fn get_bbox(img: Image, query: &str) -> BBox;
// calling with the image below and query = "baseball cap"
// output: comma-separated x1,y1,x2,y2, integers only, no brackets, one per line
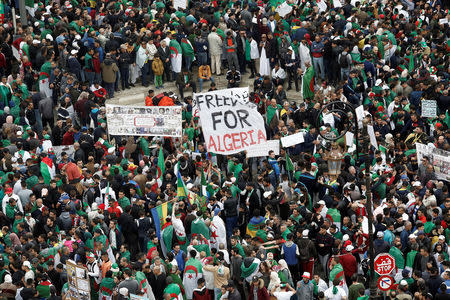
23,261,32,269
302,272,311,279
5,188,12,194
377,231,384,238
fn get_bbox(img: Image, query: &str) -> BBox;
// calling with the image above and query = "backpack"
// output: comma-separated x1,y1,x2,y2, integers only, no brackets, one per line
339,53,349,68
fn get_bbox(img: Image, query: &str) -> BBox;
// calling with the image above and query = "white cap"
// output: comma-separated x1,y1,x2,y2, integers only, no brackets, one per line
17,131,23,136
32,39,40,44
23,261,32,269
4,274,12,283
107,147,115,154
377,231,384,238
41,188,48,196
439,235,445,240
400,280,408,286
75,34,81,40
263,191,272,198
71,49,78,55
186,183,193,190
409,234,417,239
412,181,422,187
302,229,309,237
346,245,354,252
318,200,325,205
119,288,128,296
375,79,382,86
46,34,53,41
343,234,350,241
302,272,311,279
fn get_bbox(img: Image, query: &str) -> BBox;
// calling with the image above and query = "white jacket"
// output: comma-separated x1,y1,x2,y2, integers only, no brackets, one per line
208,32,223,56
136,46,149,69
249,39,259,59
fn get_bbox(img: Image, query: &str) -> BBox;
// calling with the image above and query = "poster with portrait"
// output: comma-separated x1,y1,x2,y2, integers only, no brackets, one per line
106,104,183,137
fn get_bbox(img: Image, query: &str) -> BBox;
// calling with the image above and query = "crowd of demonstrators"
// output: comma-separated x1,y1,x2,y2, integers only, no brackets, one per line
0,0,450,299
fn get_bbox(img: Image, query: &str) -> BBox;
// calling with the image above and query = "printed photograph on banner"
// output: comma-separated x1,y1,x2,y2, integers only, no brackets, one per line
105,104,183,137
193,87,267,155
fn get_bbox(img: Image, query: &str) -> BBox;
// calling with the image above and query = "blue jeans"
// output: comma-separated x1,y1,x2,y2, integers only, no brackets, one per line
85,70,95,86
141,62,149,86
313,56,325,80
225,216,238,238
185,56,193,71
198,76,214,92
197,52,207,66
104,82,114,98
341,68,350,81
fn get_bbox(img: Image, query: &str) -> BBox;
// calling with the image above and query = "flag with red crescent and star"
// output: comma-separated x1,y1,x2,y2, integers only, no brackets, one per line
182,257,203,299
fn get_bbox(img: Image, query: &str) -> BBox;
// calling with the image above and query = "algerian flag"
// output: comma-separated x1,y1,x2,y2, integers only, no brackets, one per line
285,152,294,172
241,258,261,282
329,262,348,294
163,283,183,300
156,147,165,186
160,223,173,259
183,258,203,299
210,215,227,250
200,169,208,198
40,157,55,184
135,271,156,300
326,208,341,229
302,66,315,100
191,218,210,241
98,137,114,152
0,0,4,23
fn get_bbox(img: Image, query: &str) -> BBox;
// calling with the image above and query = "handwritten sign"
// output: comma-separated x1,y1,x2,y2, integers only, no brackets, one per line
173,0,186,9
421,100,437,118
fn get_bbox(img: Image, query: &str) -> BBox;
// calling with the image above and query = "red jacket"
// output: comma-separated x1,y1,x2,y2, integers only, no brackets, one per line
193,287,210,300
339,252,357,279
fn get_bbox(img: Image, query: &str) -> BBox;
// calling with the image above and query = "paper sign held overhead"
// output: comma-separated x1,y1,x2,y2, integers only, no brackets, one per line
246,140,280,158
281,132,305,148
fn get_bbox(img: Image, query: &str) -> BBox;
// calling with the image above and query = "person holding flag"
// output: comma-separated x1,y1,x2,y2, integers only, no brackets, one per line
183,249,204,300
172,202,187,251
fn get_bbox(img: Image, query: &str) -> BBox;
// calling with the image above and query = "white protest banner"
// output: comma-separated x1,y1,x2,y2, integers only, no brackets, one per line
421,100,437,118
194,87,267,155
367,125,378,150
173,0,186,9
345,132,354,147
355,105,365,121
416,143,450,181
281,132,305,148
246,140,280,158
105,104,182,137
275,2,292,17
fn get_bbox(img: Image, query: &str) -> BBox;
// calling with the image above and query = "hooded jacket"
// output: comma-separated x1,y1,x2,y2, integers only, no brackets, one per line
101,58,119,83
248,279,270,300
